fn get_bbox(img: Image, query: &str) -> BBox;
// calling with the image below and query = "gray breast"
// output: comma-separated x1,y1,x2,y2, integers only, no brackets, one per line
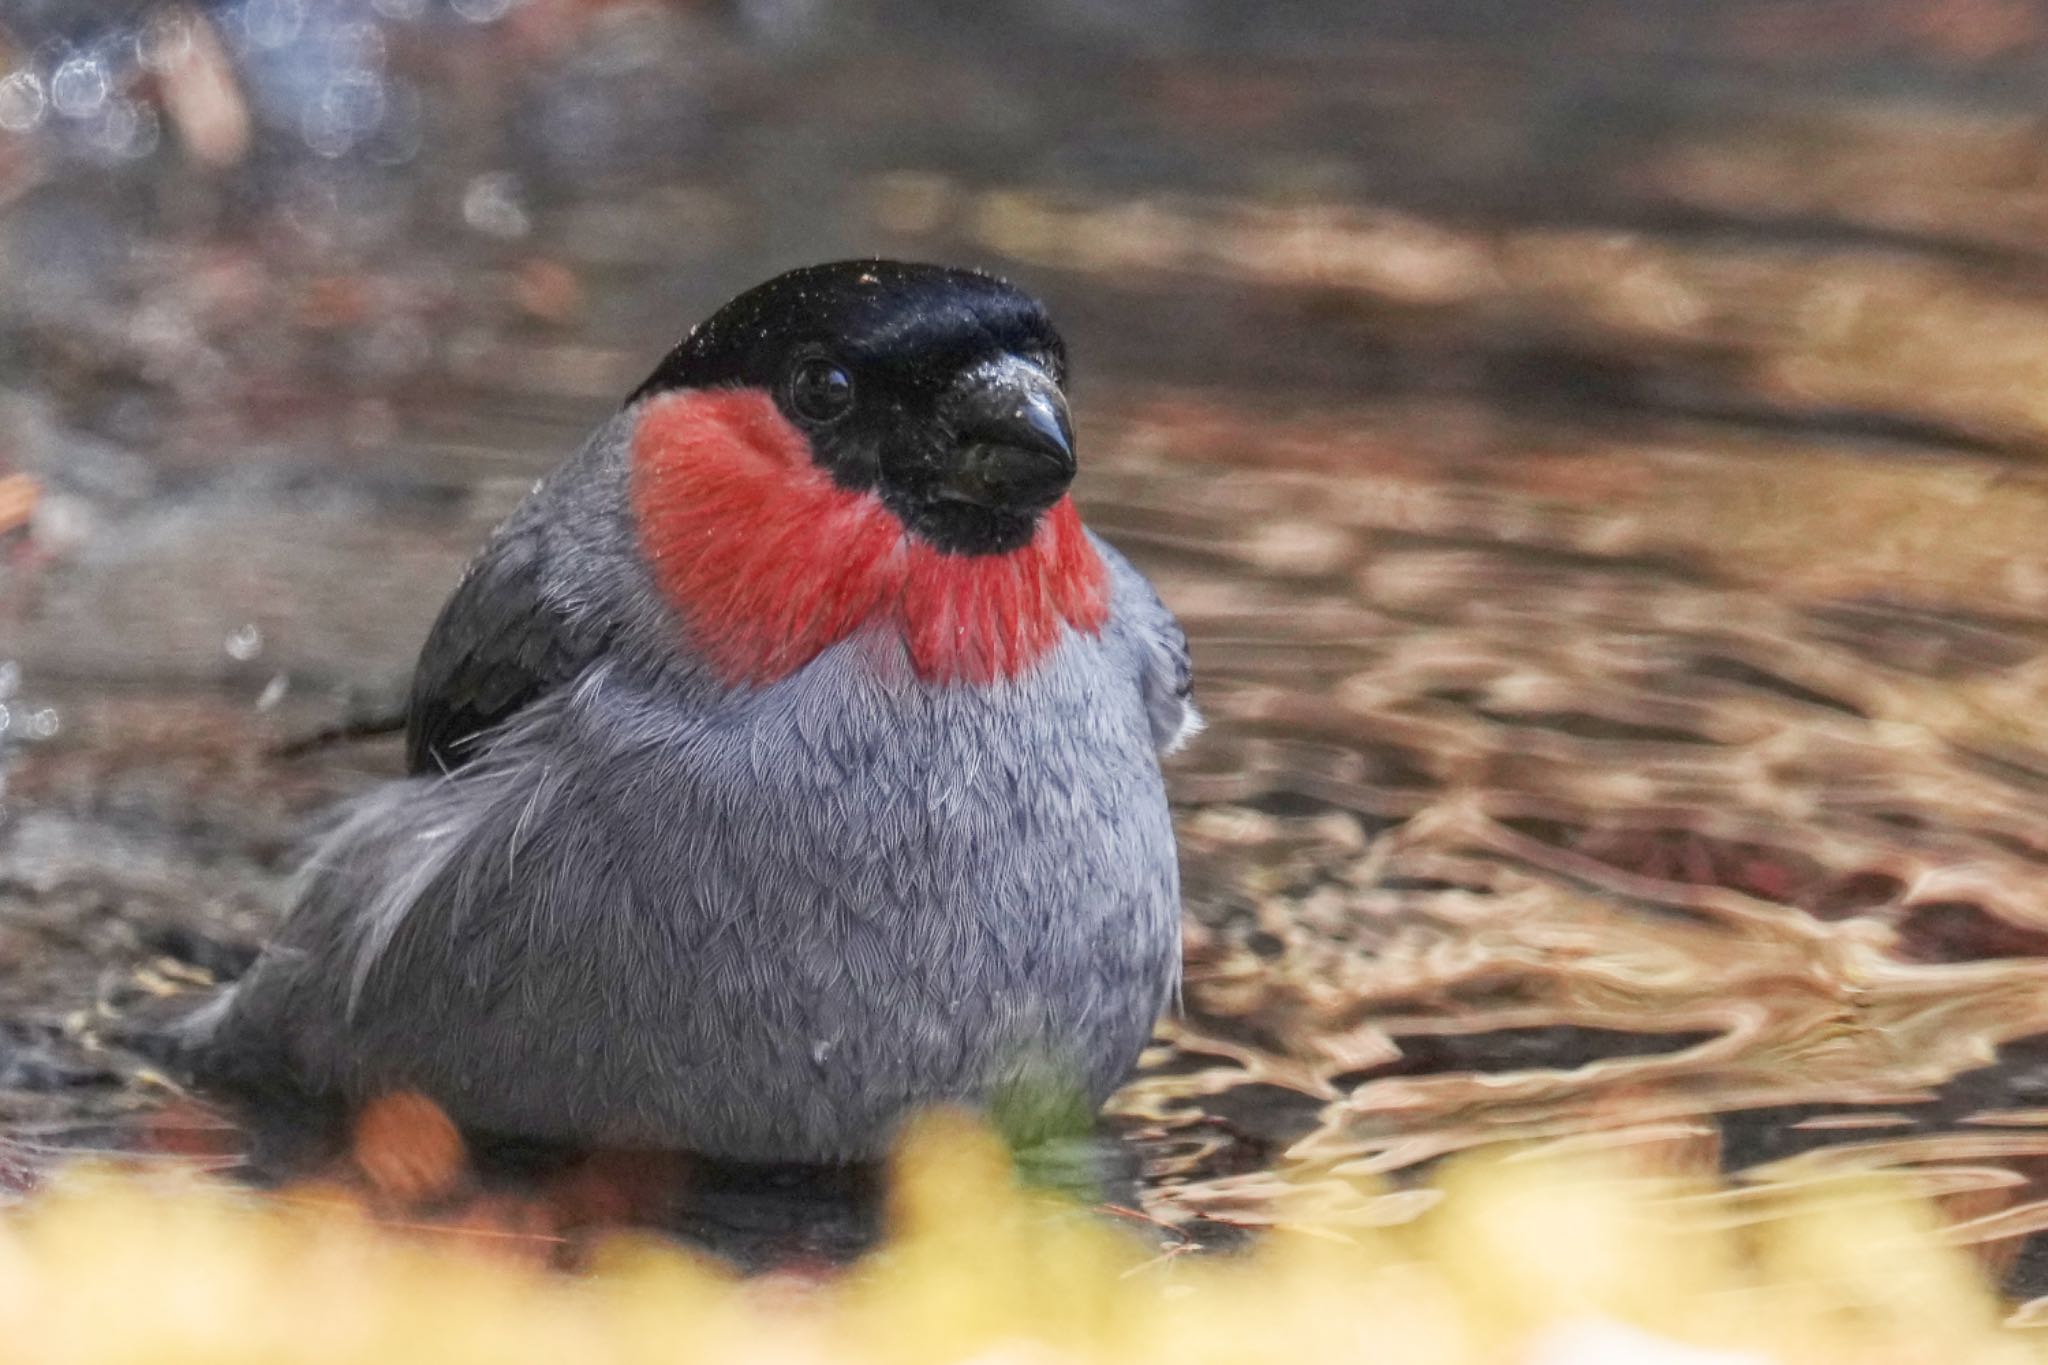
315,624,1179,1161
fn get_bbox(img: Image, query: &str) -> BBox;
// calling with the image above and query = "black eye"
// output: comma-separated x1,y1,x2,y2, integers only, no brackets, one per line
788,357,855,424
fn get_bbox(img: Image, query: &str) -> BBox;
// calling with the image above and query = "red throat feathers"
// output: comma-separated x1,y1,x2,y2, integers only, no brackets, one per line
629,389,1109,687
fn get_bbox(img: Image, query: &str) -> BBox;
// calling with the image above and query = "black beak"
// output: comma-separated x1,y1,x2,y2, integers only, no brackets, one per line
937,356,1077,514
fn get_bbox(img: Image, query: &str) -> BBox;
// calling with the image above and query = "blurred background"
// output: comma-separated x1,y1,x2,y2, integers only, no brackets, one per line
10,0,2048,1305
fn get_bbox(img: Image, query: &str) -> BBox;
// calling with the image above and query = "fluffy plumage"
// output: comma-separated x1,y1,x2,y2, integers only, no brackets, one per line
188,261,1197,1162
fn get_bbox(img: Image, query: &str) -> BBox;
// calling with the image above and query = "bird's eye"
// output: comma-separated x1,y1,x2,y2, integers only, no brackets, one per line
788,357,855,424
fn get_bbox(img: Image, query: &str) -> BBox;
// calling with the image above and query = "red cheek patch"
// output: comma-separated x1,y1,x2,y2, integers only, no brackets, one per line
629,389,1108,687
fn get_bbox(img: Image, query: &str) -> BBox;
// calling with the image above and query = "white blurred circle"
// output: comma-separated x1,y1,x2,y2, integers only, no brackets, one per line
0,72,47,133
49,56,109,119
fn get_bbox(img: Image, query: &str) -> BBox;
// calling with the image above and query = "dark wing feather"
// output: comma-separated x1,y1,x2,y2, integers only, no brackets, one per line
405,519,608,775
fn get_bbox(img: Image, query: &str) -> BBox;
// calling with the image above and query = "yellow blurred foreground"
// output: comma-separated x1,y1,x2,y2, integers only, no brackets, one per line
0,1112,2039,1365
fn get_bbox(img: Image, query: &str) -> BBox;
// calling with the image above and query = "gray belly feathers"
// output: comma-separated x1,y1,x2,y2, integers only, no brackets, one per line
209,626,1182,1161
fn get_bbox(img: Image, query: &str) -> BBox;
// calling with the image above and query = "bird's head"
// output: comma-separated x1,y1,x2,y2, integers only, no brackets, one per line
625,261,1108,686
632,259,1077,557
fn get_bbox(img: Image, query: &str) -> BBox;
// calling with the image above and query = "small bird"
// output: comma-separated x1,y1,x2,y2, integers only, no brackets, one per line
188,260,1198,1164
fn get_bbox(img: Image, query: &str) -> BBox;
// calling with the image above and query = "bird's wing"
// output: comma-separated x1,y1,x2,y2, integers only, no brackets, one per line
1149,611,1201,753
1091,532,1201,754
406,514,611,775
